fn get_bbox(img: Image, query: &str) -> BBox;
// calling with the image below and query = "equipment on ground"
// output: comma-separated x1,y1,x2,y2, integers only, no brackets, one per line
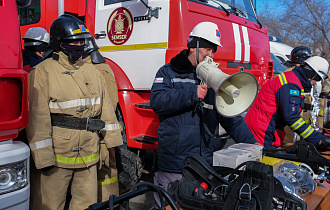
263,141,330,183
176,154,306,210
196,56,258,117
86,182,179,210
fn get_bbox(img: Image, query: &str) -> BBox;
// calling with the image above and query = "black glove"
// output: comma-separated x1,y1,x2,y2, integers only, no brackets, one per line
41,165,54,172
320,136,330,148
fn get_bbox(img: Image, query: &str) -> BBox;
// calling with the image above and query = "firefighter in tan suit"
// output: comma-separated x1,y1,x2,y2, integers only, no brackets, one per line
282,46,314,145
319,73,330,132
26,15,122,210
83,36,121,202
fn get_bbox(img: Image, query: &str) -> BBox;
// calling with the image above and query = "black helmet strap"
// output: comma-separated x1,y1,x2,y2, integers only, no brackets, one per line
302,64,321,81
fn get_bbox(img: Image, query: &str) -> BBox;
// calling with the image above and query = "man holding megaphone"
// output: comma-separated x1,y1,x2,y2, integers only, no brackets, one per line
150,22,258,205
245,56,330,149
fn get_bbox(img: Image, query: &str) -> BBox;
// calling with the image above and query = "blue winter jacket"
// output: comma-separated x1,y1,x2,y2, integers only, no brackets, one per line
150,50,257,173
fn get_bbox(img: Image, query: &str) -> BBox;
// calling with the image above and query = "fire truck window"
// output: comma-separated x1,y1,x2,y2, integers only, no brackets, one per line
189,0,258,24
104,0,131,5
18,0,41,26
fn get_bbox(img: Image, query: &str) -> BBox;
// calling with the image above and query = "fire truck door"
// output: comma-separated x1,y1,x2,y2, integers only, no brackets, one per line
94,0,170,90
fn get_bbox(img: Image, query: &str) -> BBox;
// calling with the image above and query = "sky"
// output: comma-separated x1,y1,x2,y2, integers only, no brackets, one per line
255,0,330,13
255,0,284,13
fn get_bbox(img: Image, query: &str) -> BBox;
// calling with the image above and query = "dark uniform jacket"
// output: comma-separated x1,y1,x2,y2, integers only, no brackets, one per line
23,49,43,71
151,50,257,173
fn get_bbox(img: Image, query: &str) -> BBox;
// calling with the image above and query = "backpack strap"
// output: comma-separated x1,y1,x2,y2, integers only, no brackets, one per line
224,161,274,210
223,170,256,210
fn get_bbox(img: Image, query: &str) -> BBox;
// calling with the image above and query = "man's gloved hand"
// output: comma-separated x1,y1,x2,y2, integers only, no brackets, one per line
41,165,54,172
319,136,330,148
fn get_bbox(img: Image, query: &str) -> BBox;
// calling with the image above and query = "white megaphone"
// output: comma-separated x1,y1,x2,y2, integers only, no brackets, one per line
196,56,258,117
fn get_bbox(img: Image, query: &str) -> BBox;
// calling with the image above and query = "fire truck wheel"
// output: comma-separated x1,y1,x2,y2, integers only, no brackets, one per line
116,145,143,194
115,107,143,194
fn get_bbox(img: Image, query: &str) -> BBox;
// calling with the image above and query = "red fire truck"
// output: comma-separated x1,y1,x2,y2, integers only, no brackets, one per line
18,0,273,193
0,0,31,209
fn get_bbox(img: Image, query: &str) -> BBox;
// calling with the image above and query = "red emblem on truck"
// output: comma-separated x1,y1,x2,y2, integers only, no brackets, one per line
107,7,133,45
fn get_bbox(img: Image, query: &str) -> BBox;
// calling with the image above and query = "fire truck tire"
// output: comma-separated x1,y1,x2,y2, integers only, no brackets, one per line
116,145,143,194
115,107,143,194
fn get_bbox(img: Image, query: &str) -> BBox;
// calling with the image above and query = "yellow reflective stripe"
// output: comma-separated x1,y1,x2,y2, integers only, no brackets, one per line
99,42,168,51
301,89,304,96
282,73,288,84
55,152,99,165
278,73,288,86
290,118,305,131
278,74,284,85
98,176,118,186
304,118,313,124
300,125,314,139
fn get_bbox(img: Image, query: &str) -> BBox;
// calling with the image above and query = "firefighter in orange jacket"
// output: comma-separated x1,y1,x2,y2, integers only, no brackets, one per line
83,36,122,202
245,56,330,148
26,15,122,210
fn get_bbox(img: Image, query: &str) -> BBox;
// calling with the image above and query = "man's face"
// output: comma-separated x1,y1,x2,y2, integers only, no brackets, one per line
188,47,216,67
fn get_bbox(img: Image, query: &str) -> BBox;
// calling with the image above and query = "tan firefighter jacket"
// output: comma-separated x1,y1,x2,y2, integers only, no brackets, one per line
26,52,122,169
83,56,118,110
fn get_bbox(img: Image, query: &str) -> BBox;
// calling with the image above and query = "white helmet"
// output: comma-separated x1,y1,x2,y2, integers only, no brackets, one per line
189,22,222,47
23,27,50,47
305,56,329,80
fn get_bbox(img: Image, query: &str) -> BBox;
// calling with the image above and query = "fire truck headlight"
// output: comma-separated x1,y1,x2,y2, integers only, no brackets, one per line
0,160,28,194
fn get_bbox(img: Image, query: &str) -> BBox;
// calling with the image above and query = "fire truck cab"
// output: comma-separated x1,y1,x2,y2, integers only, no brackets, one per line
18,0,273,193
0,0,31,209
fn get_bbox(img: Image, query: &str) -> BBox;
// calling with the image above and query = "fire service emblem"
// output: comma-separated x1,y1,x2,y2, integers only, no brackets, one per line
107,7,133,45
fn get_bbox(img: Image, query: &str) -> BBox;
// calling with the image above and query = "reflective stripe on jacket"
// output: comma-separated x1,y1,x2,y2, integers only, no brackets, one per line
26,52,122,169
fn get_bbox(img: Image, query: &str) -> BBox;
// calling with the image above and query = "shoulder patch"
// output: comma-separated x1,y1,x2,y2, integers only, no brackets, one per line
154,77,163,83
290,89,300,96
52,53,59,61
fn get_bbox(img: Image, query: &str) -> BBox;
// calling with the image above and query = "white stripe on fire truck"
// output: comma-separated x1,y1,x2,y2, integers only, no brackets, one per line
242,26,250,63
232,23,241,63
30,138,53,151
49,98,102,109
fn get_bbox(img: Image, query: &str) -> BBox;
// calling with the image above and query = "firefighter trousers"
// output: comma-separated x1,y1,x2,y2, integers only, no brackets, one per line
97,143,119,202
30,163,97,210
